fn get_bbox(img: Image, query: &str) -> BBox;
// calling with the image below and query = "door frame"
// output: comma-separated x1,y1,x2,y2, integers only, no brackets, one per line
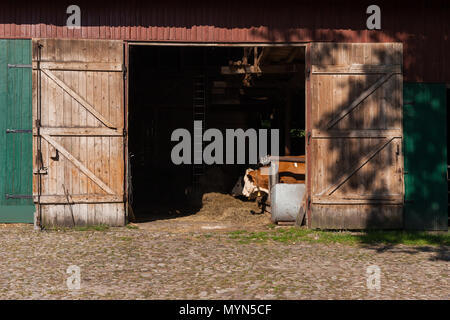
124,41,310,223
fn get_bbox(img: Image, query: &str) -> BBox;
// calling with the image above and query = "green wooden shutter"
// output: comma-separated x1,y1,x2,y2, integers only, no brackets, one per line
403,83,448,230
0,39,34,223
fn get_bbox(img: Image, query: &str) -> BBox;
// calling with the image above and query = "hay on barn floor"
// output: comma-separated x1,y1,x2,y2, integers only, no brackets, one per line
184,192,271,225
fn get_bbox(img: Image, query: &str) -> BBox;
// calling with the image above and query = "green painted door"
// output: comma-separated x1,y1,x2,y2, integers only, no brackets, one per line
403,83,448,230
0,39,34,223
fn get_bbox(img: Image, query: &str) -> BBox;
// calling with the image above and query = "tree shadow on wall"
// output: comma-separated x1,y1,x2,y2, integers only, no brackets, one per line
307,43,403,229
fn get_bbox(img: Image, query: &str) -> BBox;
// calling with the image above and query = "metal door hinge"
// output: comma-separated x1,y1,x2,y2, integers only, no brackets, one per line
5,194,33,199
307,131,312,145
8,64,32,69
6,129,32,133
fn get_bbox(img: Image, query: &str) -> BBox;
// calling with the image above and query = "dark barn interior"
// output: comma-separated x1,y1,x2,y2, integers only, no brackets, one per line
128,45,306,220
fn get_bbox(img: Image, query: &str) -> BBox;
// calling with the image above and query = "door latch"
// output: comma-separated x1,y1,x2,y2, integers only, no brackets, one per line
33,167,48,175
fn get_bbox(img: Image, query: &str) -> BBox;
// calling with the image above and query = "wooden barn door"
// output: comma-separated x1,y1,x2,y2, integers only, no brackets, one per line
309,43,403,229
32,39,125,227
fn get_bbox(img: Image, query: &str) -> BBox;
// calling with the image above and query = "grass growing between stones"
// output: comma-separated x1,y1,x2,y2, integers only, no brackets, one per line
228,227,450,246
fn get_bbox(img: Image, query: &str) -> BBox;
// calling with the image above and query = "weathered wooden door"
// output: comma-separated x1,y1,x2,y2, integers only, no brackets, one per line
309,43,403,229
32,39,125,227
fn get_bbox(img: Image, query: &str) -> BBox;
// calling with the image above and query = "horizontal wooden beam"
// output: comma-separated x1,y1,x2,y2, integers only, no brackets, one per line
313,193,403,204
312,64,401,74
35,194,123,204
128,42,307,47
221,64,302,74
312,198,403,204
37,127,123,136
33,61,123,72
264,156,305,163
312,129,402,138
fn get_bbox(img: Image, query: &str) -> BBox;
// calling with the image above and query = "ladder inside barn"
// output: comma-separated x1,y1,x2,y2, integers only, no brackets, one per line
192,75,206,190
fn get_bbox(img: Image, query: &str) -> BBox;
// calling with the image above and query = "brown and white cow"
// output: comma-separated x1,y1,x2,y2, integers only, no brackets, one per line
232,155,306,213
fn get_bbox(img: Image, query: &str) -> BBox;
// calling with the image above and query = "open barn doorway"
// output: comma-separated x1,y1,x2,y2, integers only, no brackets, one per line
127,44,306,223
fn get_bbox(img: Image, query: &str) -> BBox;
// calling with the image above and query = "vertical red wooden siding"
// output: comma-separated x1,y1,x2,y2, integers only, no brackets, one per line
0,0,448,82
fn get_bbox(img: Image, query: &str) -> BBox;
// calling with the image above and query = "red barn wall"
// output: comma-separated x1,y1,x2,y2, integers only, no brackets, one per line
0,0,448,82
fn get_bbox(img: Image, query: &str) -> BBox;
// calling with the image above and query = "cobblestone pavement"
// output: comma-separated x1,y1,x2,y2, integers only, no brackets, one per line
0,224,448,299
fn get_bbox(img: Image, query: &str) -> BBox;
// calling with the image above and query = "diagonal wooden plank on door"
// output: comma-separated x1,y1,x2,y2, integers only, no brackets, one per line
41,68,116,128
326,72,395,129
41,133,115,195
317,137,395,197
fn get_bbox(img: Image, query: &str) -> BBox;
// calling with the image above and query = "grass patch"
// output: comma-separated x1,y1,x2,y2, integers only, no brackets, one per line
228,227,449,246
357,230,450,246
126,224,139,230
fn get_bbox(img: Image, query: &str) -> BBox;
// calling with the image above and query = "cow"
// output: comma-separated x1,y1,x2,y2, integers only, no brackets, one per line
232,155,306,214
